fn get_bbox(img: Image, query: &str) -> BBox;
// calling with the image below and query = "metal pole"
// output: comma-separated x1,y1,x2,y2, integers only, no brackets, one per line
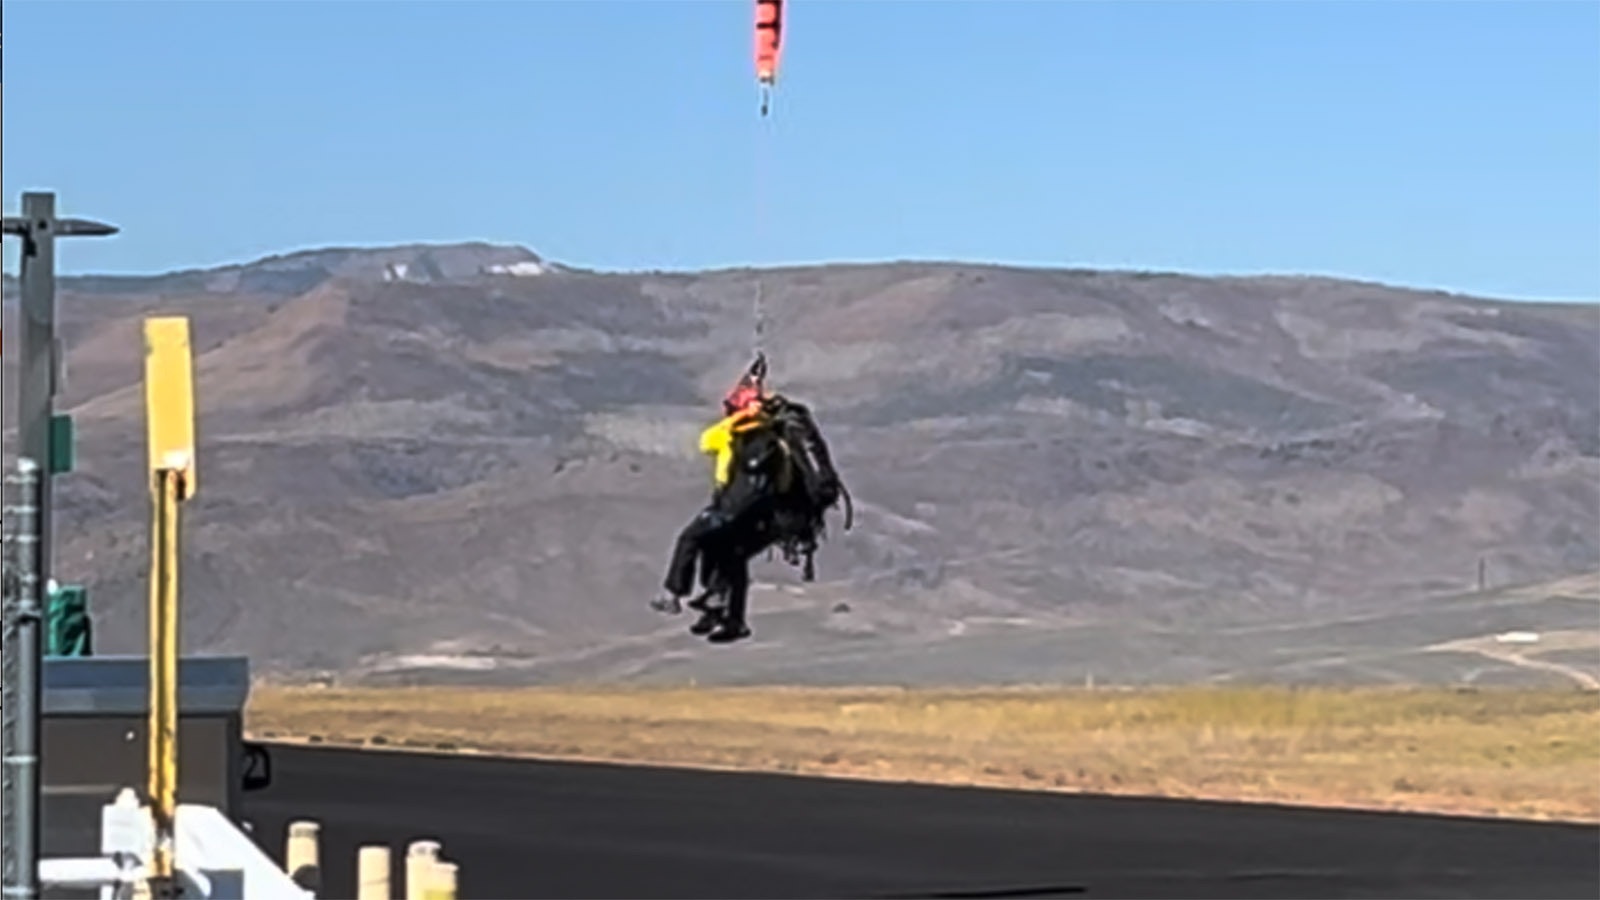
147,468,183,899
15,193,58,595
141,315,195,900
3,191,120,597
1,193,118,900
2,459,45,900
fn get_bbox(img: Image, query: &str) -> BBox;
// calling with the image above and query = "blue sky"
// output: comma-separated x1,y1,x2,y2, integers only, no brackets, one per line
4,0,1597,301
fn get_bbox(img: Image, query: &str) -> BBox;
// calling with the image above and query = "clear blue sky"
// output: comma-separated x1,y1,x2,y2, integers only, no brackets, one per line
4,0,1597,301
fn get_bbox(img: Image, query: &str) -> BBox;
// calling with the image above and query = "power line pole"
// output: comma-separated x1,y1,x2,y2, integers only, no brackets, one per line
3,191,120,594
2,192,118,900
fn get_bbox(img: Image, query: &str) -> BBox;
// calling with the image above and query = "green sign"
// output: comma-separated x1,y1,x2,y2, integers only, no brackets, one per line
49,413,75,475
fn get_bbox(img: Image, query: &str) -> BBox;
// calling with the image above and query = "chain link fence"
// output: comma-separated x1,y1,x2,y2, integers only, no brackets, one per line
2,459,43,900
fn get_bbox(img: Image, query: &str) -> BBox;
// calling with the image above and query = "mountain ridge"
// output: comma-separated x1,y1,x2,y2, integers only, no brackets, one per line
2,243,1596,687
6,240,1596,307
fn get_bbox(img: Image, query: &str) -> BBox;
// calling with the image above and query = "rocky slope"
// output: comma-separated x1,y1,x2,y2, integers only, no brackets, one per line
4,244,1596,685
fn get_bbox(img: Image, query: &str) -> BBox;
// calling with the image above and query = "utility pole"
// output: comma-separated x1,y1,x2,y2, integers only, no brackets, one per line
2,191,120,592
2,192,118,900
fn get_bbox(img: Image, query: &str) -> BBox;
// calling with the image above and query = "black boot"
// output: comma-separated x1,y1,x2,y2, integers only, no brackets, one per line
689,609,723,635
707,620,752,643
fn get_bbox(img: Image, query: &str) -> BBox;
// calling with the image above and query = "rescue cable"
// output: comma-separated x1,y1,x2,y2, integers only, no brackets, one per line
750,0,784,366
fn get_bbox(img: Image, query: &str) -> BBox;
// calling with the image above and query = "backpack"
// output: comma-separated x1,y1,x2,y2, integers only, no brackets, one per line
730,394,854,581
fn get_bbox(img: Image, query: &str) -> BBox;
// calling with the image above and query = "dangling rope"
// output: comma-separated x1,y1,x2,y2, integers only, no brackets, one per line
753,279,766,362
751,96,774,367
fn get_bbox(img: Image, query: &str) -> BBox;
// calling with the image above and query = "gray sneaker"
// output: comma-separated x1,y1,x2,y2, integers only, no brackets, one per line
649,590,683,615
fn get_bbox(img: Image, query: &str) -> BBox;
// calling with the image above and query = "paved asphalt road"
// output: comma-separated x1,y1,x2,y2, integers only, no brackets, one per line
244,744,1598,899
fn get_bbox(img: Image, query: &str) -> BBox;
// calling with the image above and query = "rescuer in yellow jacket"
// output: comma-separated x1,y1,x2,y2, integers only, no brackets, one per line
650,354,850,644
649,370,775,643
699,381,768,491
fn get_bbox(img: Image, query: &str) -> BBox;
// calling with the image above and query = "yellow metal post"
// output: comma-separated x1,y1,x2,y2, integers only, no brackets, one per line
144,316,197,498
147,467,181,893
143,316,197,898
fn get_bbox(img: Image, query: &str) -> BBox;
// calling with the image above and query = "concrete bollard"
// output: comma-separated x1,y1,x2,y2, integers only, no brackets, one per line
286,820,322,895
357,845,392,900
405,840,441,900
423,861,458,900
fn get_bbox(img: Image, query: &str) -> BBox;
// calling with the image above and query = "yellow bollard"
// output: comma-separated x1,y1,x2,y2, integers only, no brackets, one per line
285,820,322,895
357,845,391,900
423,861,457,900
405,840,441,900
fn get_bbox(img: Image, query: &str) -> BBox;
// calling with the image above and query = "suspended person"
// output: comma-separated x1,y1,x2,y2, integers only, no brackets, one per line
650,362,775,618
687,405,852,642
664,422,810,644
650,356,850,639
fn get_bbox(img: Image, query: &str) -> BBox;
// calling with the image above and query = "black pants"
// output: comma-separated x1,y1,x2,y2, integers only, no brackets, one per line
662,472,776,598
698,540,753,624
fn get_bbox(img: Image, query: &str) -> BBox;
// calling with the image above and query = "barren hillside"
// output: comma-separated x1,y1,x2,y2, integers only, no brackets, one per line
4,244,1597,684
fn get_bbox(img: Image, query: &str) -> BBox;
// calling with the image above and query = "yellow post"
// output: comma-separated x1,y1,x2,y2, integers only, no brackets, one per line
146,466,181,891
144,316,198,498
143,316,197,898
357,845,392,900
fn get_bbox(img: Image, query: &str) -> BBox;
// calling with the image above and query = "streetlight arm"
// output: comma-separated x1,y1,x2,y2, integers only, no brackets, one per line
55,219,121,238
2,216,119,239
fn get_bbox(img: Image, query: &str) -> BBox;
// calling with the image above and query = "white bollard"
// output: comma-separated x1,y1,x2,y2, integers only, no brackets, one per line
424,861,458,900
357,845,392,900
286,820,322,896
404,840,441,900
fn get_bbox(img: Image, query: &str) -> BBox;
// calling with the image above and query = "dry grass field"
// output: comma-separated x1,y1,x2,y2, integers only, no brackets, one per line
247,684,1600,823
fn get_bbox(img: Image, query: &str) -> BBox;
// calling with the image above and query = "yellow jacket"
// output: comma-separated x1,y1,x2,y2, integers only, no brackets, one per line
699,407,767,487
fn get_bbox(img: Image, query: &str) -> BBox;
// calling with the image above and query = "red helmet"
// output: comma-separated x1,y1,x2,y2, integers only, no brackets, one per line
721,353,768,414
723,382,762,414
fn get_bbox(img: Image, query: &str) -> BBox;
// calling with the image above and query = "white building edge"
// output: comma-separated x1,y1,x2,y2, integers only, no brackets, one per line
42,789,311,900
